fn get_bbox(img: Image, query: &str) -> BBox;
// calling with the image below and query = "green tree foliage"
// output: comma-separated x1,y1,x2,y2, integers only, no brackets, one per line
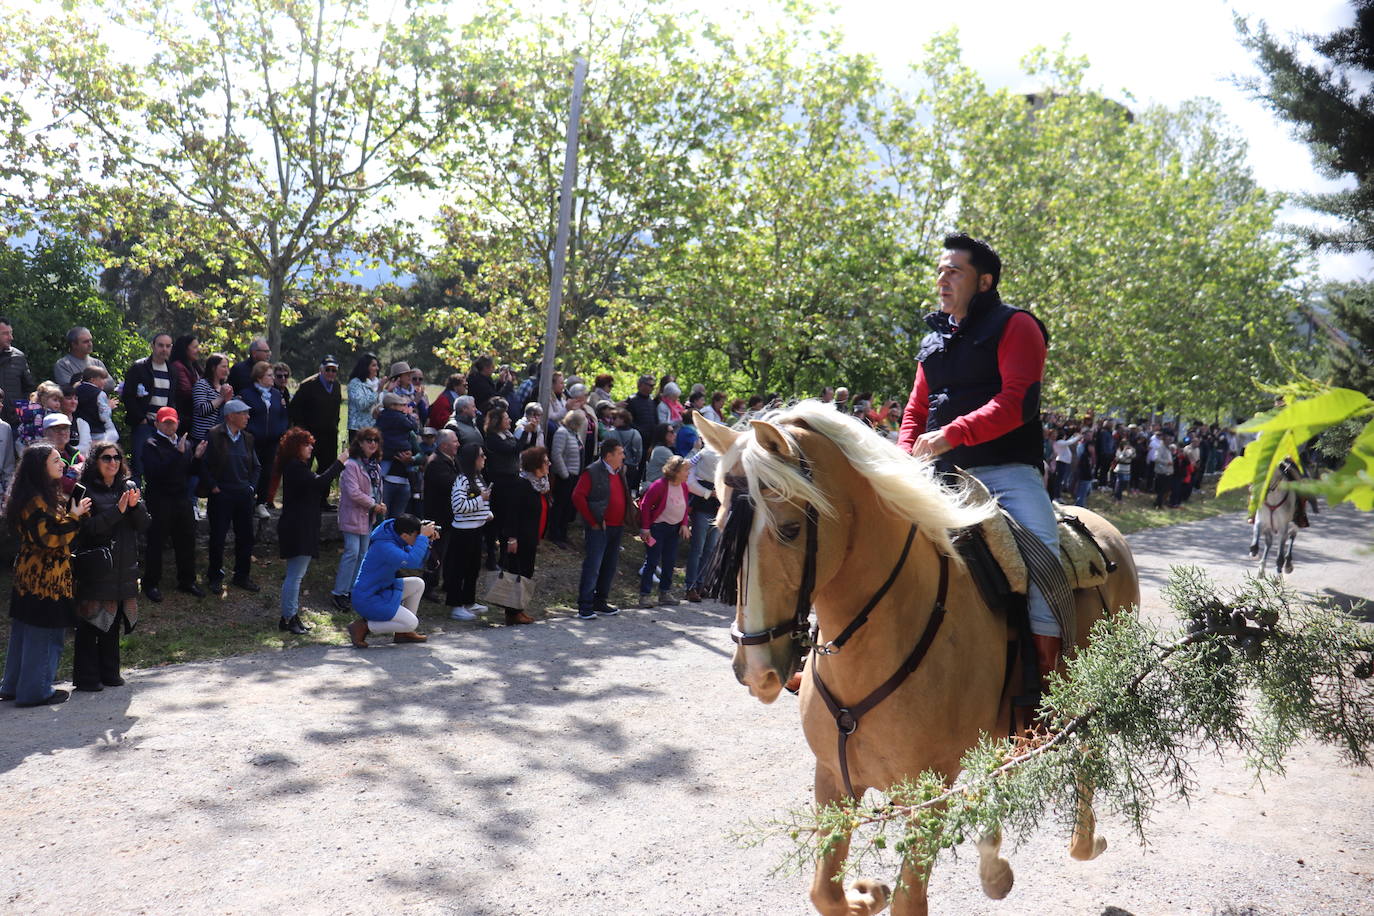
1238,1,1374,254
0,0,460,356
1325,281,1374,395
0,239,145,386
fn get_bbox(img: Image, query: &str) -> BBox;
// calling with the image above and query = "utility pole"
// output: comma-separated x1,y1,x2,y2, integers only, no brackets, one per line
538,56,588,424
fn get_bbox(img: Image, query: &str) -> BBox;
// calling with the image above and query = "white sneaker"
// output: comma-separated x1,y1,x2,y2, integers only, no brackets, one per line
468,603,488,614
193,503,205,521
449,606,477,620
255,504,270,520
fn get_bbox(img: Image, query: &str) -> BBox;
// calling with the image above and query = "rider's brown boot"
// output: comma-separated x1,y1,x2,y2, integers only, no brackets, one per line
1032,634,1064,691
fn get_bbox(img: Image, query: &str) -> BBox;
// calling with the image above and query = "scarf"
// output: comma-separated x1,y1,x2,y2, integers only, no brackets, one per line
362,456,382,497
520,470,550,494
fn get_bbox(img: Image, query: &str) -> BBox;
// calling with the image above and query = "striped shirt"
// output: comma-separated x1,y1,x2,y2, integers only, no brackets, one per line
450,473,493,529
146,360,172,422
191,378,222,441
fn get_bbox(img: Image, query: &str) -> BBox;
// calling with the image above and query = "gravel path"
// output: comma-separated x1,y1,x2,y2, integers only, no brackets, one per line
3,506,1372,915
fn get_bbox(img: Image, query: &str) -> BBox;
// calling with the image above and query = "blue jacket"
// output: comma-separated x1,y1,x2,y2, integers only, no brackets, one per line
241,383,289,443
351,518,431,621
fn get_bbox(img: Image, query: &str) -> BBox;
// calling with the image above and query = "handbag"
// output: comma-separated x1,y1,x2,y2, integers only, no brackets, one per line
71,542,114,581
482,567,535,610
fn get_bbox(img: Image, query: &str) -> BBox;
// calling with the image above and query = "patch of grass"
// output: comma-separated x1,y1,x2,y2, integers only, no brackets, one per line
1079,477,1249,535
0,523,661,676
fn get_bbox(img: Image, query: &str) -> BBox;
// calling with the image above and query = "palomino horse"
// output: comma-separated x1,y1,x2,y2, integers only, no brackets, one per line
1249,460,1299,577
698,402,1139,916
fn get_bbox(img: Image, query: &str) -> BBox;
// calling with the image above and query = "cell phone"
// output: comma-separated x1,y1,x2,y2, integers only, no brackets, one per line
125,479,139,492
71,483,88,504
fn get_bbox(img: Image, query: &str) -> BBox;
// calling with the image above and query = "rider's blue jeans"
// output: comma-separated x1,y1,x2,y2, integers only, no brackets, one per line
966,462,1061,638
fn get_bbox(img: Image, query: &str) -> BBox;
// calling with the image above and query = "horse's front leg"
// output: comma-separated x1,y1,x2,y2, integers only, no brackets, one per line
808,764,891,916
1283,528,1296,574
1249,518,1260,557
974,825,1014,899
889,848,931,916
1069,778,1108,861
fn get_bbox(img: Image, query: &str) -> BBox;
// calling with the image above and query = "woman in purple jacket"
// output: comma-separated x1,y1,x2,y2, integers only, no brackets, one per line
330,427,386,610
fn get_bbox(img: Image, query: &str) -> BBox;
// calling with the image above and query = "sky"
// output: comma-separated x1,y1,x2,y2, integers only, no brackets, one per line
718,0,1368,283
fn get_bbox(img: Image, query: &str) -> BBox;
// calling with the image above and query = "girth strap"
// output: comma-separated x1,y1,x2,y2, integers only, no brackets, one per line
810,550,950,800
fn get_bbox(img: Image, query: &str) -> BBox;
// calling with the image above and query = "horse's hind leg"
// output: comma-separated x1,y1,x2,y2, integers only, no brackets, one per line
1283,529,1296,575
1069,779,1108,861
890,852,931,916
808,765,890,916
975,826,1014,899
1249,519,1260,557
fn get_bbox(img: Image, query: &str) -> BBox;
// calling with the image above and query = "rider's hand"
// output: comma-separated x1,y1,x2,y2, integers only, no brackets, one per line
910,430,951,461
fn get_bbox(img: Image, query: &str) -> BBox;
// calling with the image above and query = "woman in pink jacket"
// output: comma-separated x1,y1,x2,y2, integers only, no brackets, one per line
636,455,691,607
331,427,386,610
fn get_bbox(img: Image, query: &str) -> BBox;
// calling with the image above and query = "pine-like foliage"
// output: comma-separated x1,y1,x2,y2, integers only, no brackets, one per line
1237,2,1374,254
746,567,1374,883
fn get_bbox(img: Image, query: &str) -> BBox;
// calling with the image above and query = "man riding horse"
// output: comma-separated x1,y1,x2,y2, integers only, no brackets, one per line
898,233,1063,686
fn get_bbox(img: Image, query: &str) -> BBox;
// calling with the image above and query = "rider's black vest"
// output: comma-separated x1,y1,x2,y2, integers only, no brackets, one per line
917,292,1049,472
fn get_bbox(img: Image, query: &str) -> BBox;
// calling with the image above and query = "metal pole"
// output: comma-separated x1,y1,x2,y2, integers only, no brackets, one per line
539,56,587,425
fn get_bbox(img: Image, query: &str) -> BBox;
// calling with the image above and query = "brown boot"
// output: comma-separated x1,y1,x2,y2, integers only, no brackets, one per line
393,631,428,643
505,609,535,625
1032,634,1064,689
347,618,369,649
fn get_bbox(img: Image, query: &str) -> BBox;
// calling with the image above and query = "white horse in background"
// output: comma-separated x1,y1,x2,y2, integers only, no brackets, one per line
1249,459,1301,577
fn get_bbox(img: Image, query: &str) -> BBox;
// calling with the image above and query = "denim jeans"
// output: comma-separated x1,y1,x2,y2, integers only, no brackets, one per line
1074,478,1093,507
683,507,721,592
333,531,370,596
382,478,411,521
578,523,623,612
1113,473,1130,501
280,555,313,619
1,619,66,705
967,463,1061,637
640,521,683,595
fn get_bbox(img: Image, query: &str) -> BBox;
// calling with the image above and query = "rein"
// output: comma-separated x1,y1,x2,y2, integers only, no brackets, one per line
712,436,947,800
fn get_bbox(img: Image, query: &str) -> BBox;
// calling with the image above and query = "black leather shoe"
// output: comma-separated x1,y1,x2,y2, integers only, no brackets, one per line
232,578,261,593
330,593,352,612
144,586,163,603
207,579,224,594
279,615,308,635
102,676,125,687
178,583,207,598
74,682,103,692
17,689,69,707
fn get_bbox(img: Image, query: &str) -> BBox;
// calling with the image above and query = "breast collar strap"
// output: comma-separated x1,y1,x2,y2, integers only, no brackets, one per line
811,549,950,800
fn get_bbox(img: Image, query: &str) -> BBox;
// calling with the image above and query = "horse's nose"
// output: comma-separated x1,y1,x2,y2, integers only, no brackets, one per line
733,645,784,704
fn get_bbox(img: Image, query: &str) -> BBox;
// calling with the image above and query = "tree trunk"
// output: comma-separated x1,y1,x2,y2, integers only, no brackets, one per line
756,349,772,399
267,266,285,360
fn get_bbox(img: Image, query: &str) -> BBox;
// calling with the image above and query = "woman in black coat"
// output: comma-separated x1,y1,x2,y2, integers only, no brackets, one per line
482,406,520,571
73,442,151,692
491,446,551,626
276,426,344,634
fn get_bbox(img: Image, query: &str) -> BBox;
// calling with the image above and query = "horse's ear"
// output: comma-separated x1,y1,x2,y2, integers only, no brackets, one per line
749,419,799,459
697,414,741,455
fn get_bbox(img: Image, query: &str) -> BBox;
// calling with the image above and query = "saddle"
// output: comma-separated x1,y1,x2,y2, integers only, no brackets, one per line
950,473,1118,732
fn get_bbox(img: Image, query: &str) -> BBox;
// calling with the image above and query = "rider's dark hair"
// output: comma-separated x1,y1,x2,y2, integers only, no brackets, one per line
943,233,1001,291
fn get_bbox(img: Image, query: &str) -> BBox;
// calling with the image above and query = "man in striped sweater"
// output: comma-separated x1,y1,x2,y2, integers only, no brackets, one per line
121,333,174,485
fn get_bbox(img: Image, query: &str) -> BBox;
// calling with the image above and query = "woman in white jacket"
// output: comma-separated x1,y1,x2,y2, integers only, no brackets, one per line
548,409,585,548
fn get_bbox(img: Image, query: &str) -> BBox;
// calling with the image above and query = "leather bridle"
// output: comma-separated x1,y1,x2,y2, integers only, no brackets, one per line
720,443,950,799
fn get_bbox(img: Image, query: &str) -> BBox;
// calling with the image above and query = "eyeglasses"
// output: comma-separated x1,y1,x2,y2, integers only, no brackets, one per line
323,367,338,372
97,454,121,463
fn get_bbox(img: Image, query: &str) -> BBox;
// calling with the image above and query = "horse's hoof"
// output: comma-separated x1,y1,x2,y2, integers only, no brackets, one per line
1071,835,1108,861
1248,547,1258,557
979,856,1014,899
845,878,891,914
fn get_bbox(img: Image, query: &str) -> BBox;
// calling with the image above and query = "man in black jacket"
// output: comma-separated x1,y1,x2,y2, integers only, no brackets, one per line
202,400,261,593
289,354,343,506
142,407,207,600
228,337,271,394
122,333,174,484
466,356,497,414
0,317,37,426
625,373,658,483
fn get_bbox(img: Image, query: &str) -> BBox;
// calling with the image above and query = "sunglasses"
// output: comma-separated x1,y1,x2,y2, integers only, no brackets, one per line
362,437,380,443
97,453,122,463
323,366,338,372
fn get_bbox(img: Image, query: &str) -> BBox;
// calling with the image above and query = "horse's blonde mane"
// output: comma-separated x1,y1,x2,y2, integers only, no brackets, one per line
719,400,996,557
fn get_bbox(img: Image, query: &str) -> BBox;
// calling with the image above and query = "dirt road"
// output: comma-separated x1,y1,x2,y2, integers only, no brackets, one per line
3,506,1372,915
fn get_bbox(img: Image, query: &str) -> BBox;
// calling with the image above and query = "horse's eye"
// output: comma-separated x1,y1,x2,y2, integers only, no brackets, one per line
777,522,802,543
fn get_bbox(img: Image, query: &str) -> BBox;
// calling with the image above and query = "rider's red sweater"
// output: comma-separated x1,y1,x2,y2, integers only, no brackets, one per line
897,311,1047,454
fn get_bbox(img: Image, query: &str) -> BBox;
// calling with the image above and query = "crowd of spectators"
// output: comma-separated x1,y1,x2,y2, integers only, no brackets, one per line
0,313,1243,708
